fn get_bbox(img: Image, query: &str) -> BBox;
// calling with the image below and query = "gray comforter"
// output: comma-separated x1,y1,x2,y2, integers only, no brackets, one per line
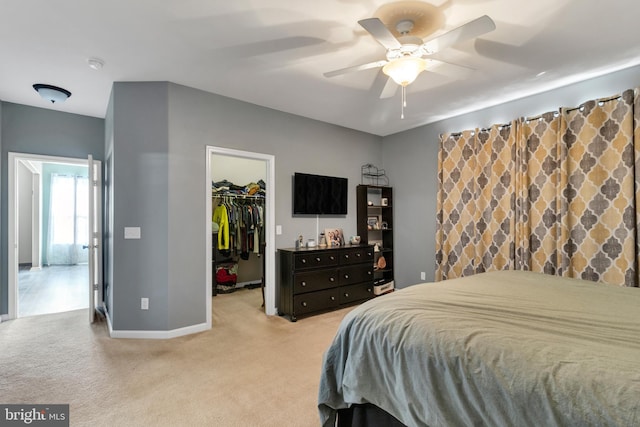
318,271,640,426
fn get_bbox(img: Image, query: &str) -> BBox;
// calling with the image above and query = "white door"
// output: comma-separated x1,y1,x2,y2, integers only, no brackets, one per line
88,156,103,323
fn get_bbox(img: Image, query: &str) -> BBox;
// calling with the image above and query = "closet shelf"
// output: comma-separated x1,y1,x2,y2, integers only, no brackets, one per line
212,192,264,199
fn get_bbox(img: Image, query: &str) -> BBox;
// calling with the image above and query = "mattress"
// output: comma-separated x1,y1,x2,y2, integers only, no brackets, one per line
318,271,640,426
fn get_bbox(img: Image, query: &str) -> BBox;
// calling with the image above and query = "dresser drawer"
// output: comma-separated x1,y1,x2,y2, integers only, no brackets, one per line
294,252,339,270
293,288,340,315
339,247,374,265
340,264,374,286
339,283,374,305
293,270,339,294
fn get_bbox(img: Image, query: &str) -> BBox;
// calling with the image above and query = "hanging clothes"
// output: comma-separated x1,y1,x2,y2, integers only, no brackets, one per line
212,181,265,260
213,203,230,251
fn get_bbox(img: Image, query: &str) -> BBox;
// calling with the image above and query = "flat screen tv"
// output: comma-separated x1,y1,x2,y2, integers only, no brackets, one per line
293,173,348,215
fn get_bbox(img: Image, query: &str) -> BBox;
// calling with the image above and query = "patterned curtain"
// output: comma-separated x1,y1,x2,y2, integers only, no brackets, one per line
435,123,516,281
475,124,517,274
435,130,477,280
435,88,640,287
515,112,561,274
555,90,637,285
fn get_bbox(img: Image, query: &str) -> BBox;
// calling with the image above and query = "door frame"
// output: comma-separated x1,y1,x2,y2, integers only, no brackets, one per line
206,146,276,319
88,155,103,323
18,160,42,270
7,152,98,320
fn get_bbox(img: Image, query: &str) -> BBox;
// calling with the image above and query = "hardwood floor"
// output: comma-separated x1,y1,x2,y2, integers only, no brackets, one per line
18,265,88,317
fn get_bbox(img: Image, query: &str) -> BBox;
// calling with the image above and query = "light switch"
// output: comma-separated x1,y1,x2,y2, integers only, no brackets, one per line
276,225,282,235
124,227,141,239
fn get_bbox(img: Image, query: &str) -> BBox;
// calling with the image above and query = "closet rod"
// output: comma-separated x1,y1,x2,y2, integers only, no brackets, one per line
211,193,264,199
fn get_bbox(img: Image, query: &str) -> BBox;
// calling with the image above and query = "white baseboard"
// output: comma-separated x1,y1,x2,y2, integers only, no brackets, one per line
0,314,9,323
103,305,210,339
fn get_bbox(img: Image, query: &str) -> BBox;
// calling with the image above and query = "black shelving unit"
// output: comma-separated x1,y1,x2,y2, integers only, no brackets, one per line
356,185,394,293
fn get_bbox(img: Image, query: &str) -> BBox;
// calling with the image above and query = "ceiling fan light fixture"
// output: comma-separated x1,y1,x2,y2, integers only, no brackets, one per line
382,56,426,86
32,84,71,103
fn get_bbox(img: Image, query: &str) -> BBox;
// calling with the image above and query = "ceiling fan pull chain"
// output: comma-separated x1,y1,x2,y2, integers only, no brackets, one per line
401,85,406,119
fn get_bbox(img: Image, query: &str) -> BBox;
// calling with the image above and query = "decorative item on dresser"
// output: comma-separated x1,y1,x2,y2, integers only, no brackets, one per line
278,245,375,322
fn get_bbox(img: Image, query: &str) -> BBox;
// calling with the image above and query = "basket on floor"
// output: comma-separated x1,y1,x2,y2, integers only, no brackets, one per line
216,262,238,293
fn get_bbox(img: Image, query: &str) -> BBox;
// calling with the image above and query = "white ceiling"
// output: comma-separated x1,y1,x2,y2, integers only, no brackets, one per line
2,0,640,136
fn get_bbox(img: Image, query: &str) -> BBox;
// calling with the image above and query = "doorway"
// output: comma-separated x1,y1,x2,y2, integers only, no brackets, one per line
206,147,276,322
8,153,102,321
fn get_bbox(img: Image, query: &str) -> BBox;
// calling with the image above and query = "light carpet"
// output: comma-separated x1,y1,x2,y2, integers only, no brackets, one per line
0,288,355,426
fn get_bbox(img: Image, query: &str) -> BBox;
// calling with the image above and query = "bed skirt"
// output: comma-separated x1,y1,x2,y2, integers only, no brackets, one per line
337,404,406,427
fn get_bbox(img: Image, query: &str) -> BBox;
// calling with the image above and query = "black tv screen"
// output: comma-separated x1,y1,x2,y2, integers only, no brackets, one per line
293,173,348,215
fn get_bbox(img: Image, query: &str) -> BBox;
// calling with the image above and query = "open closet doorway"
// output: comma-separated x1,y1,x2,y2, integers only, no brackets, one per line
206,147,276,319
8,153,103,322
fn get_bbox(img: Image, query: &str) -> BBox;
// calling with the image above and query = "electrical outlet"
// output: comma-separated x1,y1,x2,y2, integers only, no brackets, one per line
141,298,149,310
420,272,426,281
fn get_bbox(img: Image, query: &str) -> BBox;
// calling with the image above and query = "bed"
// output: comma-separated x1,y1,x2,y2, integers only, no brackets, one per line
318,271,640,427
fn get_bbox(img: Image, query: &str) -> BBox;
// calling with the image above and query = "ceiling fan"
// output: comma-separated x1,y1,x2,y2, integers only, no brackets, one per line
324,13,496,118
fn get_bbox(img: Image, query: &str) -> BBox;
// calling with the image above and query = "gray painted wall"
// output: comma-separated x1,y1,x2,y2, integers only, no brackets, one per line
167,83,382,248
105,82,381,331
109,82,171,330
382,64,640,288
0,102,104,314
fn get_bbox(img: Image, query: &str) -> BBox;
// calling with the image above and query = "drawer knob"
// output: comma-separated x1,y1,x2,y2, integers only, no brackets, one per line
344,254,349,259
316,257,321,262
330,256,335,260
302,301,307,307
344,274,349,279
367,252,372,256
301,281,306,287
301,259,306,264
330,277,335,282
367,288,372,292
330,296,336,301
356,253,361,257
344,293,350,298
368,271,372,275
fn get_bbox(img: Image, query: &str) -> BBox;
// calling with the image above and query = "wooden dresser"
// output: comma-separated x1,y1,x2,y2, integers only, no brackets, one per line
278,245,375,321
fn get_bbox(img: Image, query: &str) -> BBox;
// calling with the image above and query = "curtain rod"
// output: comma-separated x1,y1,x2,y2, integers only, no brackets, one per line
524,94,622,121
446,122,512,137
444,92,626,138
524,111,559,122
564,94,622,113
480,123,511,132
448,123,511,137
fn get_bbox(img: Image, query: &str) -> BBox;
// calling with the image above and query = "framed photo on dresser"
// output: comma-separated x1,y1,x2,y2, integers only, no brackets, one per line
324,228,344,247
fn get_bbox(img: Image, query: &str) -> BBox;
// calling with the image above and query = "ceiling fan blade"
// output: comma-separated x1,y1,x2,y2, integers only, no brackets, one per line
425,59,475,79
379,77,398,99
358,18,402,50
323,60,387,78
422,15,496,55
